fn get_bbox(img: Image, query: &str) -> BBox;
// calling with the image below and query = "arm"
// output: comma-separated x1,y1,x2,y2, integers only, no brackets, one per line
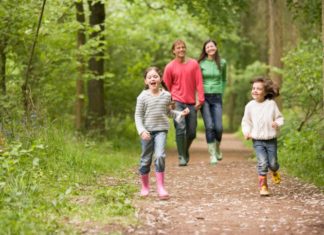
162,64,172,92
221,60,227,93
272,103,284,129
195,61,205,110
134,96,150,140
241,104,252,140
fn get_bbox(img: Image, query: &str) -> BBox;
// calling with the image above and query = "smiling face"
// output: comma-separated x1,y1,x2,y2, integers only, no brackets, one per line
251,82,266,102
205,41,217,58
145,69,161,93
172,42,186,60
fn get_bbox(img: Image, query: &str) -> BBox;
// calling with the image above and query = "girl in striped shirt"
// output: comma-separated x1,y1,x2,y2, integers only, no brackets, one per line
135,66,189,200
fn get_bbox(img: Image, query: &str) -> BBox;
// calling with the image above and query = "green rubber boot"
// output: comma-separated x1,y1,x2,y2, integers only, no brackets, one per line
208,142,218,165
216,141,222,161
176,135,187,166
185,138,194,164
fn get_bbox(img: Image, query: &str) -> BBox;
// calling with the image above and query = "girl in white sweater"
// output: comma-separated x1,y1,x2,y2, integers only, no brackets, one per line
242,77,284,196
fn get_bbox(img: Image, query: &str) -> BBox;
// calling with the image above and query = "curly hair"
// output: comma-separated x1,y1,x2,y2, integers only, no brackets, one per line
251,77,280,100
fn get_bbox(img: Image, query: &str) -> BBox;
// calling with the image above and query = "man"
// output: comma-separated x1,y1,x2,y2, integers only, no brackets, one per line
163,39,205,166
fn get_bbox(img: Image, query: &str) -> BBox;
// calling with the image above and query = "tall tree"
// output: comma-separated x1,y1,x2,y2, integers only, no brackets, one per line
87,0,105,131
268,0,283,87
322,0,324,108
0,38,6,95
22,0,46,119
75,0,86,131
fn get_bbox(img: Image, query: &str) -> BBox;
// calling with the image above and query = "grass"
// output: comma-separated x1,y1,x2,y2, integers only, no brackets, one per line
0,124,139,234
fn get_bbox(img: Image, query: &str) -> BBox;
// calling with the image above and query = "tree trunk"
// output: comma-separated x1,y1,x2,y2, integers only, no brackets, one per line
86,0,106,132
268,0,283,107
75,1,86,131
22,0,46,120
0,39,6,95
322,0,324,109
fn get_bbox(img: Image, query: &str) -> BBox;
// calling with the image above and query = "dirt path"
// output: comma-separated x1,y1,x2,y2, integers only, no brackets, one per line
129,133,324,235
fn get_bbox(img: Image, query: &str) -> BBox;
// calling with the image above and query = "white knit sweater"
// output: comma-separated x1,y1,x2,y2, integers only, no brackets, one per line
241,99,284,140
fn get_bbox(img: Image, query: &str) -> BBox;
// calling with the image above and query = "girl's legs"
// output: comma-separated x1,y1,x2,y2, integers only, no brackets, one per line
153,131,167,172
253,139,270,196
265,139,281,184
139,137,154,196
153,131,169,200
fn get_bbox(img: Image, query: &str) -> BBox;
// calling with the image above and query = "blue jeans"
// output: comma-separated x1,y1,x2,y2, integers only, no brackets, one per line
173,102,197,159
139,131,167,175
252,138,279,176
201,94,223,143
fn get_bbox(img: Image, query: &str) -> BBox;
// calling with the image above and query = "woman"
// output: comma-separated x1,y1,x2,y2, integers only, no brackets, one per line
198,39,227,165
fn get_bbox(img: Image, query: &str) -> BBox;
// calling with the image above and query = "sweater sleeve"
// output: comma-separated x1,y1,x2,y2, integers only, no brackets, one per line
163,64,172,91
134,95,147,135
241,104,252,136
273,102,284,127
221,60,227,93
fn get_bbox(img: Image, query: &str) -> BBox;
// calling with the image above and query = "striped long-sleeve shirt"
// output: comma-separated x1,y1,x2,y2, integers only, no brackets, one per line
135,89,180,135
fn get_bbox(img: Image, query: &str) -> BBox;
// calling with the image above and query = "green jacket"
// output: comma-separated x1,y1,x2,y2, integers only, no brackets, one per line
199,58,227,94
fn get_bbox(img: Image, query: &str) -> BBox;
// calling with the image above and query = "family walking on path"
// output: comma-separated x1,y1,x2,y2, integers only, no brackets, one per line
129,38,324,235
135,38,285,199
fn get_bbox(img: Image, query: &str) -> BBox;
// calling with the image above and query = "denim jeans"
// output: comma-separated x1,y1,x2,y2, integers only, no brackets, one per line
173,102,197,139
173,101,197,158
201,94,223,143
173,101,197,140
139,131,167,175
252,138,279,176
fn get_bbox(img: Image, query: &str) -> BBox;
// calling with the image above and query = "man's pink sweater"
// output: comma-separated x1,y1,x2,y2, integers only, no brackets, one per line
163,58,205,105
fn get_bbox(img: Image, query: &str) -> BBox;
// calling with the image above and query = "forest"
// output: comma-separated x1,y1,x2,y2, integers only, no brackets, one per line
0,0,323,233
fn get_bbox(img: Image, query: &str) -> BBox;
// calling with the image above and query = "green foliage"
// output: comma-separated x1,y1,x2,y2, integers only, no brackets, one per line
287,0,321,29
105,0,209,117
223,61,268,131
278,38,323,187
0,123,139,233
281,39,322,131
279,123,324,187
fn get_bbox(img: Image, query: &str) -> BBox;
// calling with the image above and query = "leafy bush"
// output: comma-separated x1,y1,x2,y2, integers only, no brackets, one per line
279,38,324,187
0,123,139,233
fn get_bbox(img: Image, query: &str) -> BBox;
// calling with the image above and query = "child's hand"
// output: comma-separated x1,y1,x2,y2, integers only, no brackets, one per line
244,133,251,140
140,131,151,140
181,107,190,116
272,121,279,129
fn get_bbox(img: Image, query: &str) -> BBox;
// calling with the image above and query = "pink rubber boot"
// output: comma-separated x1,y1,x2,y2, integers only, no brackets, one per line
155,172,169,200
140,174,149,197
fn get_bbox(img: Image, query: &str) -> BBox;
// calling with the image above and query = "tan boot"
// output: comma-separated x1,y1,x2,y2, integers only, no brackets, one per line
271,171,281,184
259,175,270,196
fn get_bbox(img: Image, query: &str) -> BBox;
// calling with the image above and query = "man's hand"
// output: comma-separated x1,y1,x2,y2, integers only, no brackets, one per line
140,131,151,140
181,107,190,116
195,102,203,111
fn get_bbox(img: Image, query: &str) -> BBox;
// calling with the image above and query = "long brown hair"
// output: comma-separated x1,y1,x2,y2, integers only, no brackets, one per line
197,39,221,70
143,66,169,91
251,77,280,100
